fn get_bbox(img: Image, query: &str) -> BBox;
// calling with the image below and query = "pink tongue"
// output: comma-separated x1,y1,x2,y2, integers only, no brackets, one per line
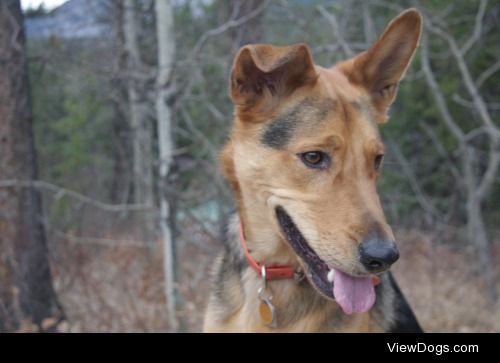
333,268,375,315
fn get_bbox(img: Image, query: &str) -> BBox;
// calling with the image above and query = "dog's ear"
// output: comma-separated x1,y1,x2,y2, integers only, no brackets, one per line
340,9,422,123
230,43,317,116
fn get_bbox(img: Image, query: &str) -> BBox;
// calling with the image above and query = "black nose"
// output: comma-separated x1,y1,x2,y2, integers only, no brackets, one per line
359,239,399,272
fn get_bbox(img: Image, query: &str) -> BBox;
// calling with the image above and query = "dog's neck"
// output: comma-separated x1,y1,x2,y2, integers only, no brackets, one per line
228,196,371,330
226,213,353,330
237,205,299,269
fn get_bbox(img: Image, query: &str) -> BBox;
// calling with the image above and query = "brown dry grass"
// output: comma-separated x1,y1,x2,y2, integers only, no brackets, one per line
50,223,500,332
393,229,500,332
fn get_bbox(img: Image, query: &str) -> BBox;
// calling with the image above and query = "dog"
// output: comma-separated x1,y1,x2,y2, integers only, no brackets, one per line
203,8,423,332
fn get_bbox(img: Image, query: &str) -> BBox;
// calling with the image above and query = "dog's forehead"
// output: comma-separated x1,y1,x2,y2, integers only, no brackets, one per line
260,92,378,150
260,97,337,149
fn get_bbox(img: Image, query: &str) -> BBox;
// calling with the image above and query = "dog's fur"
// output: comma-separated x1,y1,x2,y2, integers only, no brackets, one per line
204,9,423,333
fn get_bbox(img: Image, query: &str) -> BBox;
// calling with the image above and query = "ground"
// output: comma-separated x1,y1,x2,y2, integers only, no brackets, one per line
42,222,500,332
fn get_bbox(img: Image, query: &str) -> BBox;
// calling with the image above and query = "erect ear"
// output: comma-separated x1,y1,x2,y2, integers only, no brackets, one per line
340,9,422,123
230,43,317,117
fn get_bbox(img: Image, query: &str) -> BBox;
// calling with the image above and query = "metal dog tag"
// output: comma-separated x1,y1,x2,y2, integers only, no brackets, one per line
259,295,277,328
258,266,278,328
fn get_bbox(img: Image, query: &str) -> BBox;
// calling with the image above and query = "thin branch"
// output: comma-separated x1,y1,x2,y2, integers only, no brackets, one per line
464,126,488,142
370,0,404,13
420,29,465,143
420,22,486,202
476,139,500,200
362,1,375,45
453,93,500,111
476,58,500,89
180,107,219,162
311,43,340,56
388,141,441,220
188,0,271,60
419,122,463,185
205,102,226,123
174,0,271,108
0,180,154,212
461,0,488,55
317,5,354,58
426,21,500,139
179,208,218,244
61,233,154,248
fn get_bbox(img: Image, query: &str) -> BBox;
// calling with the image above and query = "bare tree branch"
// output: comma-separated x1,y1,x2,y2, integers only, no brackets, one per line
461,0,488,55
0,180,154,212
426,21,500,139
362,1,375,45
420,29,465,143
317,5,354,58
476,140,500,200
62,233,154,248
180,107,219,162
476,58,500,89
311,43,340,56
425,14,500,203
388,141,441,220
420,31,477,202
370,0,404,13
453,93,500,111
188,0,271,60
464,126,488,142
173,0,271,109
419,122,462,185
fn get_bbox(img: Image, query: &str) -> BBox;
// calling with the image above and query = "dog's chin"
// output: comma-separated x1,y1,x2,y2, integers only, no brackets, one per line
275,206,335,300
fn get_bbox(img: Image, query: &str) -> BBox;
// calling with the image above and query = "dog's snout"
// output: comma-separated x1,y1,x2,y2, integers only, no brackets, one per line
359,239,399,272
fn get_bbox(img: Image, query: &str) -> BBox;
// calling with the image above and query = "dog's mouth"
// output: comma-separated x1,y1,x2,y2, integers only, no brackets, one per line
275,206,376,315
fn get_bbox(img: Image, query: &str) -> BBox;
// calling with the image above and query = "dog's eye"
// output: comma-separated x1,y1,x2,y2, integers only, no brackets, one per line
299,151,330,169
374,154,384,171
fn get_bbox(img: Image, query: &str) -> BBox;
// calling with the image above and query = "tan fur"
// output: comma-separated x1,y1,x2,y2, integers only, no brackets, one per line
205,9,422,333
204,267,383,332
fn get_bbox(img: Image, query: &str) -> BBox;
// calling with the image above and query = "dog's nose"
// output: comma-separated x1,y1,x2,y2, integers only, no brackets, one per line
359,239,399,272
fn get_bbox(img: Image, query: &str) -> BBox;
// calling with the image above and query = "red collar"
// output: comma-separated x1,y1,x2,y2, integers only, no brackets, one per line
239,221,382,286
239,222,296,280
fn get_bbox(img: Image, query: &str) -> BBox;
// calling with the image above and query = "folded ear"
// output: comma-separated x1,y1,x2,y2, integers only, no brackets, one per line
340,9,422,122
230,43,317,117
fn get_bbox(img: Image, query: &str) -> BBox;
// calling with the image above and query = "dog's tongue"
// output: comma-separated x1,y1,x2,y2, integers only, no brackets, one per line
333,269,375,315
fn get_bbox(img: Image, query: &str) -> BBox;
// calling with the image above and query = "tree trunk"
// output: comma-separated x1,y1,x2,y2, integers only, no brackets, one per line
155,0,179,332
124,0,154,240
466,196,497,302
0,0,64,332
110,0,132,205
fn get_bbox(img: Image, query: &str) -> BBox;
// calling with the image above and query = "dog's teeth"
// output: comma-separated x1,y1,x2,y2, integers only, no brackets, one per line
327,269,335,283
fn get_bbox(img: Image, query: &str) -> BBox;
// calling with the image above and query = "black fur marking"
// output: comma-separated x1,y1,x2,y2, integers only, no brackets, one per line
261,100,308,149
386,272,424,333
210,214,247,321
261,97,336,149
221,220,246,274
212,251,244,313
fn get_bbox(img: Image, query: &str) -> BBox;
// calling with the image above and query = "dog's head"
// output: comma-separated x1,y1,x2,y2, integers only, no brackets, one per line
222,9,422,314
